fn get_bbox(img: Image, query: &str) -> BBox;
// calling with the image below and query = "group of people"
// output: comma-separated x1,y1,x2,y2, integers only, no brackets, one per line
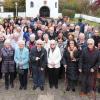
0,16,100,97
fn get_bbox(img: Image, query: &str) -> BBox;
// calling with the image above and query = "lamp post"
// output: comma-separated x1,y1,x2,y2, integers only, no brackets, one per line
15,2,18,17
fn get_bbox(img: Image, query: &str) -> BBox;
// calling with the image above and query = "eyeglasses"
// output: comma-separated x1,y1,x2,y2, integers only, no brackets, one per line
37,44,42,45
50,44,55,45
87,43,93,45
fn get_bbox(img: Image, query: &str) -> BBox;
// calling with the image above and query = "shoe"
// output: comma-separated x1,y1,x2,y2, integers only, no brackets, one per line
40,86,44,91
66,87,70,91
55,85,58,89
72,88,75,92
19,86,23,90
5,86,9,90
50,84,53,88
24,86,27,90
33,85,37,90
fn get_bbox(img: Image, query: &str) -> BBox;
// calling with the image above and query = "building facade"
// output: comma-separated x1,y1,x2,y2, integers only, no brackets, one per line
0,0,4,12
26,0,59,18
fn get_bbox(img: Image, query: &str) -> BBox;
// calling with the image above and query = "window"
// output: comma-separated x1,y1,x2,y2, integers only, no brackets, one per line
55,2,57,8
30,1,34,8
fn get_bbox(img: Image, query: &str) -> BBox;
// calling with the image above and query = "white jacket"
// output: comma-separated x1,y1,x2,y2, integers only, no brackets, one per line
48,46,61,68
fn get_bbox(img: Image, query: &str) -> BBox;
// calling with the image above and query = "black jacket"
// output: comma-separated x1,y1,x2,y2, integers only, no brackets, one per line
79,47,100,72
30,47,47,68
63,49,79,80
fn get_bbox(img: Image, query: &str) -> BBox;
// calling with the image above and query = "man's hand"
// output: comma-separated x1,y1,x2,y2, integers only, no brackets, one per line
36,57,40,61
79,69,82,73
41,68,44,71
90,68,94,72
64,65,67,69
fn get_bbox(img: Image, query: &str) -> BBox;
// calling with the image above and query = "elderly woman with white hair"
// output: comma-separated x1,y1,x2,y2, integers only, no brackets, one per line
14,40,29,90
0,39,15,90
43,34,50,52
28,34,36,50
30,39,47,91
48,40,61,89
79,38,100,96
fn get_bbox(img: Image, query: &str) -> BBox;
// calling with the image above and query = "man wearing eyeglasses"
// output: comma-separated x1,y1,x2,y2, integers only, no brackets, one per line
30,39,47,91
79,38,100,97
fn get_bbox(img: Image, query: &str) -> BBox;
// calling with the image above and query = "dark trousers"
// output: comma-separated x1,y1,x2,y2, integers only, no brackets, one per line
5,72,14,87
59,64,64,79
19,69,28,88
67,79,76,89
81,72,96,93
14,64,17,80
48,68,59,86
0,62,2,79
32,67,45,87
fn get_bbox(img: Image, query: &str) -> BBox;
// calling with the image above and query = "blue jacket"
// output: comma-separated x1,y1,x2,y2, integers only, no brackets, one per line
14,47,29,69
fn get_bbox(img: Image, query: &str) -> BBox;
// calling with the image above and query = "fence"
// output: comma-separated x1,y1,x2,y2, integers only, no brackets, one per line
75,14,100,23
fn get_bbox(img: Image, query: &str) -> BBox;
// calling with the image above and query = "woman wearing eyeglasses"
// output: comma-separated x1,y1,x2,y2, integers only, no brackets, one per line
48,40,61,89
79,38,100,96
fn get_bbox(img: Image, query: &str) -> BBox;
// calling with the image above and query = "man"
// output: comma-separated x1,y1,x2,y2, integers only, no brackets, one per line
79,38,100,96
30,39,47,91
92,29,100,47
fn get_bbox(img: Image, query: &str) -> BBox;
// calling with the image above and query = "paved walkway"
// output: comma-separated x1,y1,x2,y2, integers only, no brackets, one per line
0,78,100,100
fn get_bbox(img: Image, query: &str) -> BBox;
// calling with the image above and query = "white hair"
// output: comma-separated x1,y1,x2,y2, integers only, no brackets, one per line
79,33,85,38
37,30,43,34
4,39,11,45
30,34,35,38
70,23,75,27
43,34,49,39
36,39,43,45
50,40,57,45
18,40,25,45
87,38,95,45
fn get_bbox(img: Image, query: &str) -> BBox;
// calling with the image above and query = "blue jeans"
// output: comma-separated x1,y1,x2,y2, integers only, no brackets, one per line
32,67,45,87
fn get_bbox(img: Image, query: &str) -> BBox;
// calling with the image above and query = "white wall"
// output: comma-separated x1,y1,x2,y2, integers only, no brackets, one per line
0,12,13,18
75,14,100,23
26,0,59,18
18,12,26,18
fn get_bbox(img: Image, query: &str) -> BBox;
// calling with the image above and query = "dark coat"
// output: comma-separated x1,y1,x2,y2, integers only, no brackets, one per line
79,47,100,72
1,47,15,73
30,47,47,69
63,49,79,80
92,35,100,47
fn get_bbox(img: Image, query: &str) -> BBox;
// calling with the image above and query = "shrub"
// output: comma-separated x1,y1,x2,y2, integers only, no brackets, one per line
62,9,75,18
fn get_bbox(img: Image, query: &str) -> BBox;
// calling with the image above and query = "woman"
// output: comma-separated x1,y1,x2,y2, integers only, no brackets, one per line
14,40,29,90
28,34,36,50
0,39,15,90
63,40,79,92
48,40,61,89
43,34,50,52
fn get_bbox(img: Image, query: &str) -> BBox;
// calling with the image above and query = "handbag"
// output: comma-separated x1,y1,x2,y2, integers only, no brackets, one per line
18,64,24,75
